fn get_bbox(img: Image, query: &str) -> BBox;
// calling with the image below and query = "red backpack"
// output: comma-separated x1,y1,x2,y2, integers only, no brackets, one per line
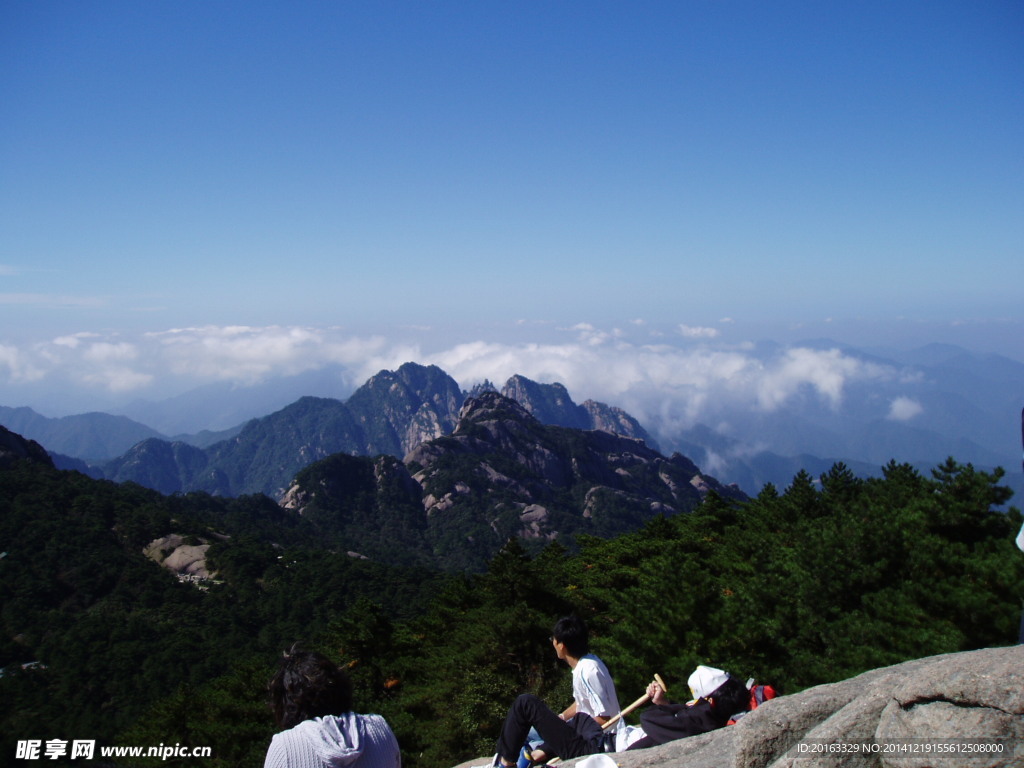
727,681,778,725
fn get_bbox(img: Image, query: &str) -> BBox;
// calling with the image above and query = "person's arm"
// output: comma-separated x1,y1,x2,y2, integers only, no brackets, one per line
559,701,577,720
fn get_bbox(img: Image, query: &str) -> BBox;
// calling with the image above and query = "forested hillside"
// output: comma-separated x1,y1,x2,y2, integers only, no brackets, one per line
2,420,1021,767
0,433,443,763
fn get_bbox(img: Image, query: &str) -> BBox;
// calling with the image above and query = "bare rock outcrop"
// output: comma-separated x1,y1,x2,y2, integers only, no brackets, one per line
144,534,212,580
457,645,1023,768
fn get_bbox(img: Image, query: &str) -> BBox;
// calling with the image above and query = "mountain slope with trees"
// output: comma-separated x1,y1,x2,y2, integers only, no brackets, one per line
0,424,442,762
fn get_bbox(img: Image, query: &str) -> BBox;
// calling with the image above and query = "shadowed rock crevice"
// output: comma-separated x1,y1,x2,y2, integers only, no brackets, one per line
898,695,1015,716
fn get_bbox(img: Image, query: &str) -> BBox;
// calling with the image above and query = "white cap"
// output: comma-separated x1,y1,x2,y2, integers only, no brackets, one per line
688,665,729,699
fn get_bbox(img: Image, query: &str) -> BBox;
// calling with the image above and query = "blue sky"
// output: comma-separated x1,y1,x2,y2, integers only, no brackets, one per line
1,1,1022,417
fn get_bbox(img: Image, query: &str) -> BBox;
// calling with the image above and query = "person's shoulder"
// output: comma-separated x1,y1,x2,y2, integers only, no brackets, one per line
580,654,610,672
263,730,292,768
359,712,393,730
575,654,613,682
358,713,400,744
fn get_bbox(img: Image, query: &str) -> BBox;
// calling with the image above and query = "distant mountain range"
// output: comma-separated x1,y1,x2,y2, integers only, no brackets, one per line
2,343,1022,504
0,406,164,461
18,364,657,501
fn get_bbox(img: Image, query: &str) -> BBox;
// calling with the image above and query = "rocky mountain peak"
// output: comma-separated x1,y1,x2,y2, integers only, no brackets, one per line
350,362,464,455
456,389,536,426
500,375,587,428
497,376,659,450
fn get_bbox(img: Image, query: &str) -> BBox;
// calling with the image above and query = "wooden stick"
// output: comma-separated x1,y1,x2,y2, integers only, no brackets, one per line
599,673,667,731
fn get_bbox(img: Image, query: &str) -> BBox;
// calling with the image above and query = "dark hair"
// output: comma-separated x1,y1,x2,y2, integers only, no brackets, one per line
708,675,750,721
552,615,589,658
268,646,354,729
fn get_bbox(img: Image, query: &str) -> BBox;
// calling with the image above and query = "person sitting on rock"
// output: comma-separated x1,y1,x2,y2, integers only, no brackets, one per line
493,615,622,767
626,665,749,750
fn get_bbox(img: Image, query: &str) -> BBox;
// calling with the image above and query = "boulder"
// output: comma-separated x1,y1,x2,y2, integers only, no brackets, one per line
144,534,212,579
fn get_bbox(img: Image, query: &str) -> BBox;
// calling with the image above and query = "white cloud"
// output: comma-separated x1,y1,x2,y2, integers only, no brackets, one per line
81,367,154,392
0,344,46,383
151,325,337,381
83,342,138,362
428,336,897,441
53,332,101,349
678,324,720,339
567,322,613,346
754,348,868,411
888,396,923,421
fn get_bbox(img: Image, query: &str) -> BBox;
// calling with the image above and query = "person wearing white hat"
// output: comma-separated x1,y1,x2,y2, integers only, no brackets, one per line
626,665,749,750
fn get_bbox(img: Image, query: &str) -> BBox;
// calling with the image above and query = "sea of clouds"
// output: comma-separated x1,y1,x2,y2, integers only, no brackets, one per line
0,323,922,441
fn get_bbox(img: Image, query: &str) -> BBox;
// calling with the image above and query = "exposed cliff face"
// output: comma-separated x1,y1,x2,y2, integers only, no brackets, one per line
501,376,590,429
405,392,743,548
347,362,465,455
580,399,658,450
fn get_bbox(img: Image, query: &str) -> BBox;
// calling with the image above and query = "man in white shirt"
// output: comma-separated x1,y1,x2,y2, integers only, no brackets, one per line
493,616,621,767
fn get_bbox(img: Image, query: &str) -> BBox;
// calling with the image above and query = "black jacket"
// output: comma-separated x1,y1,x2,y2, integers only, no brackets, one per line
627,698,728,750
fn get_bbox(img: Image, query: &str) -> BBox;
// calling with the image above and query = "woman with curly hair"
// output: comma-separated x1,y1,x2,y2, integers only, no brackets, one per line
265,645,400,768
